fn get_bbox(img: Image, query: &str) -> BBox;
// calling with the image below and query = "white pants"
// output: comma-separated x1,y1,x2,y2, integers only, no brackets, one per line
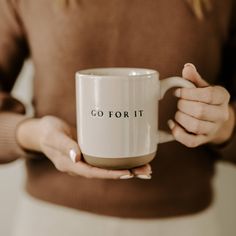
12,192,221,236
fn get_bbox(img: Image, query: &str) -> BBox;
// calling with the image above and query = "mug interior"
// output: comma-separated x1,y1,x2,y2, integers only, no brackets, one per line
77,67,157,77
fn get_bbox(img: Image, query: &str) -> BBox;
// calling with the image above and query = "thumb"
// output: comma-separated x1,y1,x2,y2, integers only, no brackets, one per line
182,63,209,87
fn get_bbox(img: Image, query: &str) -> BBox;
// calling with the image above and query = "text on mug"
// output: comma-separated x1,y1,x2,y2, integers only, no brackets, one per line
91,109,144,118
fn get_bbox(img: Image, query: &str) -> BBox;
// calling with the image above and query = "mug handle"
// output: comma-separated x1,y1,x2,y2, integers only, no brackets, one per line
158,77,196,144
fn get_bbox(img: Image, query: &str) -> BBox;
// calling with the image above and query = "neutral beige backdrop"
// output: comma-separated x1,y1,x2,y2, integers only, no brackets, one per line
0,62,235,235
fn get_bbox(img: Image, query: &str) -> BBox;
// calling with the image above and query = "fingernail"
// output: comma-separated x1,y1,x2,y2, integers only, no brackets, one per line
136,174,152,180
168,119,175,130
120,174,134,179
174,89,181,97
69,149,77,163
184,63,197,71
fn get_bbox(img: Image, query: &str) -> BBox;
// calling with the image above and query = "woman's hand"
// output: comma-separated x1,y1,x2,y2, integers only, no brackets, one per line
16,116,152,179
168,63,235,148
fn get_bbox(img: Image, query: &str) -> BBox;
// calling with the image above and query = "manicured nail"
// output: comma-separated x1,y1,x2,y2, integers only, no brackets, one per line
174,89,181,98
184,63,197,71
120,174,134,179
168,119,175,130
136,174,152,180
69,149,77,163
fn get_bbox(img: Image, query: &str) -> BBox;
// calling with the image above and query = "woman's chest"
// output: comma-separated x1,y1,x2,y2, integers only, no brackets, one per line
22,0,232,83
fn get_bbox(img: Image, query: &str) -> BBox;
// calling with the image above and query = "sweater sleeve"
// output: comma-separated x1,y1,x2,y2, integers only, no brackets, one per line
212,2,236,164
0,0,31,163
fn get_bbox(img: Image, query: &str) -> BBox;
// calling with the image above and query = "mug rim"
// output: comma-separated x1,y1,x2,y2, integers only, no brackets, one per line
76,67,158,78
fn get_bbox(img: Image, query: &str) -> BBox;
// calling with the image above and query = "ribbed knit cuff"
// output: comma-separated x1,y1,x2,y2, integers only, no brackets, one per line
0,112,31,163
208,103,236,164
211,127,236,164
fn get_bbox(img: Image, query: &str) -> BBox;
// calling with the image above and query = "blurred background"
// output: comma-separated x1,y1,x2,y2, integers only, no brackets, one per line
0,61,236,235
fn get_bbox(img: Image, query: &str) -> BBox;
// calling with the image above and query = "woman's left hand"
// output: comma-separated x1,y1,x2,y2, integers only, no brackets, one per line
168,63,235,148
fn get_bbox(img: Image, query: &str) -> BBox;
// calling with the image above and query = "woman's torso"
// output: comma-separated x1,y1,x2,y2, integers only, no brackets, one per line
18,0,233,218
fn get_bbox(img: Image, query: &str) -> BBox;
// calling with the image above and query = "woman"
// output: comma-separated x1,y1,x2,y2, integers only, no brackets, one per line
0,0,235,235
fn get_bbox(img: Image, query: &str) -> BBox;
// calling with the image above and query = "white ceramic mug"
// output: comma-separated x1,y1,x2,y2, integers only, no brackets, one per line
76,68,194,169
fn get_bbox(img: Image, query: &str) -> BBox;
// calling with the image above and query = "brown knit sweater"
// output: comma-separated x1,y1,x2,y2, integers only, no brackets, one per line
0,0,235,218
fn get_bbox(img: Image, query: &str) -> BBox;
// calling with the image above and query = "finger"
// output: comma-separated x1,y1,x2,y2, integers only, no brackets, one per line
175,111,217,135
182,63,209,87
131,164,152,176
68,160,132,179
43,147,73,173
44,131,81,161
175,86,230,105
177,99,229,122
168,120,208,148
46,147,133,179
44,146,132,179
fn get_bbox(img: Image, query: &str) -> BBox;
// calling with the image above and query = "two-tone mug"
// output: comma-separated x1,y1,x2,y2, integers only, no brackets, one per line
76,68,194,169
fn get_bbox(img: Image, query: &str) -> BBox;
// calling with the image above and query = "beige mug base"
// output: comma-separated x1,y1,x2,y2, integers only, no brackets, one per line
83,152,156,170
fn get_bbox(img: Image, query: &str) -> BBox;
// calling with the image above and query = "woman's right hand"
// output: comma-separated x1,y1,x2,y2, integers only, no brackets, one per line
16,116,152,179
